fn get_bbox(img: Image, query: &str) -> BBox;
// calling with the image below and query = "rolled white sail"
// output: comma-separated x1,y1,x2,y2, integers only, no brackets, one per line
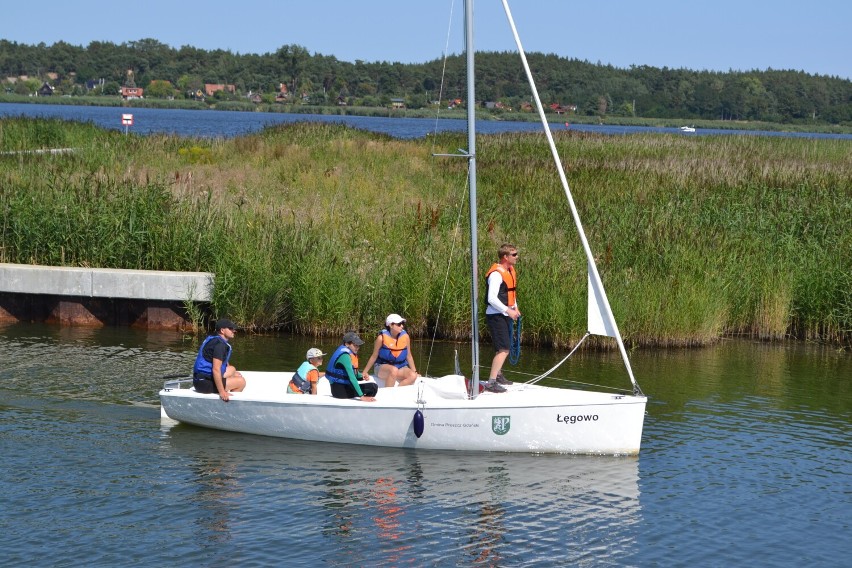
587,264,617,338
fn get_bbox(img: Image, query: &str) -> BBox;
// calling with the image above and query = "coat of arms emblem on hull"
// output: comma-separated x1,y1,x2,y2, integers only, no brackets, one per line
492,416,511,435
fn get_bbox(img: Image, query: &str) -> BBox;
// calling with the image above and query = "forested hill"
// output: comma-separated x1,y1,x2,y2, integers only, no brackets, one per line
1,39,849,125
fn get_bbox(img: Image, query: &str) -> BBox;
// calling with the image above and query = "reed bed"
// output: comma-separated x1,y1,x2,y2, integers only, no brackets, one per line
1,117,850,346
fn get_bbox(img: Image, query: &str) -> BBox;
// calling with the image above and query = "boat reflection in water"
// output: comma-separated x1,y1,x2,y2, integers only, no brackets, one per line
161,422,641,565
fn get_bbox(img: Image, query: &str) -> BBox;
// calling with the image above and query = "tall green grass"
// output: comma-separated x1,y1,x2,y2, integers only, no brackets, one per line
1,117,850,346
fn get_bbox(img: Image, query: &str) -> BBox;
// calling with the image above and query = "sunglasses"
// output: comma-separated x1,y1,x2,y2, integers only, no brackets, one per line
509,252,519,257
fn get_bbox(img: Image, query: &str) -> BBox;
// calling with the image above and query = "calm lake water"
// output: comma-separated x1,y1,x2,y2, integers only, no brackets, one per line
2,101,851,140
1,322,849,566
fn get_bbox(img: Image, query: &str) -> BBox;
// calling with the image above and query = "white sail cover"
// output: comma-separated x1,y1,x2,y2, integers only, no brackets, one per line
587,263,617,338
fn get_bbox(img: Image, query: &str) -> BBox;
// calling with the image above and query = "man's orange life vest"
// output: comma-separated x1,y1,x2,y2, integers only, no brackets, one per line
485,263,517,308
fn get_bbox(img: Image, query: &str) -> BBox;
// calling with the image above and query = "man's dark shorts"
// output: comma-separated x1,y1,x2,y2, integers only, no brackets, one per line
193,373,225,394
486,313,512,352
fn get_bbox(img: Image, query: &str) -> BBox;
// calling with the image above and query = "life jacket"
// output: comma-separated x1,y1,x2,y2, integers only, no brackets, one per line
192,335,231,378
325,344,360,384
376,329,410,367
290,361,317,394
485,263,517,308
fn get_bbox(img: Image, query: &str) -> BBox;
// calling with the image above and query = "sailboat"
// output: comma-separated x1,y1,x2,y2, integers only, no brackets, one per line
159,0,647,455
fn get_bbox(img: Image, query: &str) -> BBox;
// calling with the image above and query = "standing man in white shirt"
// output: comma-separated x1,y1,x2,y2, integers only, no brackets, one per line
484,243,520,393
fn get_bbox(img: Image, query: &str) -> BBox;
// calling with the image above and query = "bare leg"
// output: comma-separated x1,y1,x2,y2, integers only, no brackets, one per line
376,364,400,387
396,367,419,386
224,365,246,392
489,350,509,381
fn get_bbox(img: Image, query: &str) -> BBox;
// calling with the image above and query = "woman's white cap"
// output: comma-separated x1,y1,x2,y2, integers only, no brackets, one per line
385,313,406,326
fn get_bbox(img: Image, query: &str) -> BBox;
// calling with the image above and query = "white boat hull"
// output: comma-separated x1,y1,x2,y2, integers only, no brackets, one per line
160,371,646,455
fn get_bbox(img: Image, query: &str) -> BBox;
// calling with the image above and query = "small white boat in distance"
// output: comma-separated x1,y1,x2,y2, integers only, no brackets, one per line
680,125,696,133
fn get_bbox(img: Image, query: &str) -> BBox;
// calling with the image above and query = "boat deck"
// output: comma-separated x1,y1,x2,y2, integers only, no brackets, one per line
163,371,638,411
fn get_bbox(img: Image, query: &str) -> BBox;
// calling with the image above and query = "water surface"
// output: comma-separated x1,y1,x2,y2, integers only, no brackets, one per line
2,102,850,140
1,324,849,566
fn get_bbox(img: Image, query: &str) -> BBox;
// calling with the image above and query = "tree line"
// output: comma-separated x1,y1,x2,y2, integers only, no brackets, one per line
1,38,849,124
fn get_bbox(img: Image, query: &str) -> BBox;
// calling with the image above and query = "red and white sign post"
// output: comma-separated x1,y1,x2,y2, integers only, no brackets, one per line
121,113,133,135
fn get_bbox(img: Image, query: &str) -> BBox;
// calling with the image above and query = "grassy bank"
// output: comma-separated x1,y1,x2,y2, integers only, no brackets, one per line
1,116,850,346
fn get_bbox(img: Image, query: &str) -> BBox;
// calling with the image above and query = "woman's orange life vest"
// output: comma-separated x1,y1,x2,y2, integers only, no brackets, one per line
485,263,517,307
377,329,410,367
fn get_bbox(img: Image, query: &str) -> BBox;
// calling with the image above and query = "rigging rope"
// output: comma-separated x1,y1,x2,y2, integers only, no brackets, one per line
527,332,590,386
423,161,470,377
508,315,522,365
423,0,463,376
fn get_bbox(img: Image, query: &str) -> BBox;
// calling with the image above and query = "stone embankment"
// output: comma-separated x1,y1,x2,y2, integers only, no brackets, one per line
0,263,213,330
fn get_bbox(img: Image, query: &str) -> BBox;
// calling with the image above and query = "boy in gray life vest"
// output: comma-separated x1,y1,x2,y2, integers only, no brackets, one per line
288,348,326,394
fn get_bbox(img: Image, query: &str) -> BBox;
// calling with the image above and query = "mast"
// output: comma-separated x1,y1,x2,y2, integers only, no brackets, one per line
464,0,481,397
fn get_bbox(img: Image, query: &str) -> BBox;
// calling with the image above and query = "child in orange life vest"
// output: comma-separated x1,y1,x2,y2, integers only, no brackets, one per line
288,347,326,394
362,313,419,387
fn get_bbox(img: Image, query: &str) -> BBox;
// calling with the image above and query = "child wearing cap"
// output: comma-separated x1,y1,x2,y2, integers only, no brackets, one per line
288,348,326,395
325,332,378,401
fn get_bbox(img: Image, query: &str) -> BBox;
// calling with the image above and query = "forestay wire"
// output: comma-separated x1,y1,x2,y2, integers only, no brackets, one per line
430,0,458,154
500,0,642,396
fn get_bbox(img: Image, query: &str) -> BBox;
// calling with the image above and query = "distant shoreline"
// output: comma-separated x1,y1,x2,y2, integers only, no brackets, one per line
2,95,850,136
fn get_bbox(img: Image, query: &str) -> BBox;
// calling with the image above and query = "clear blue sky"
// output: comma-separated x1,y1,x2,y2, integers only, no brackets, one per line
4,0,850,79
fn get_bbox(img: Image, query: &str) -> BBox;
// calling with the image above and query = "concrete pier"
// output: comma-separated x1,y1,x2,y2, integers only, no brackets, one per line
0,263,214,330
